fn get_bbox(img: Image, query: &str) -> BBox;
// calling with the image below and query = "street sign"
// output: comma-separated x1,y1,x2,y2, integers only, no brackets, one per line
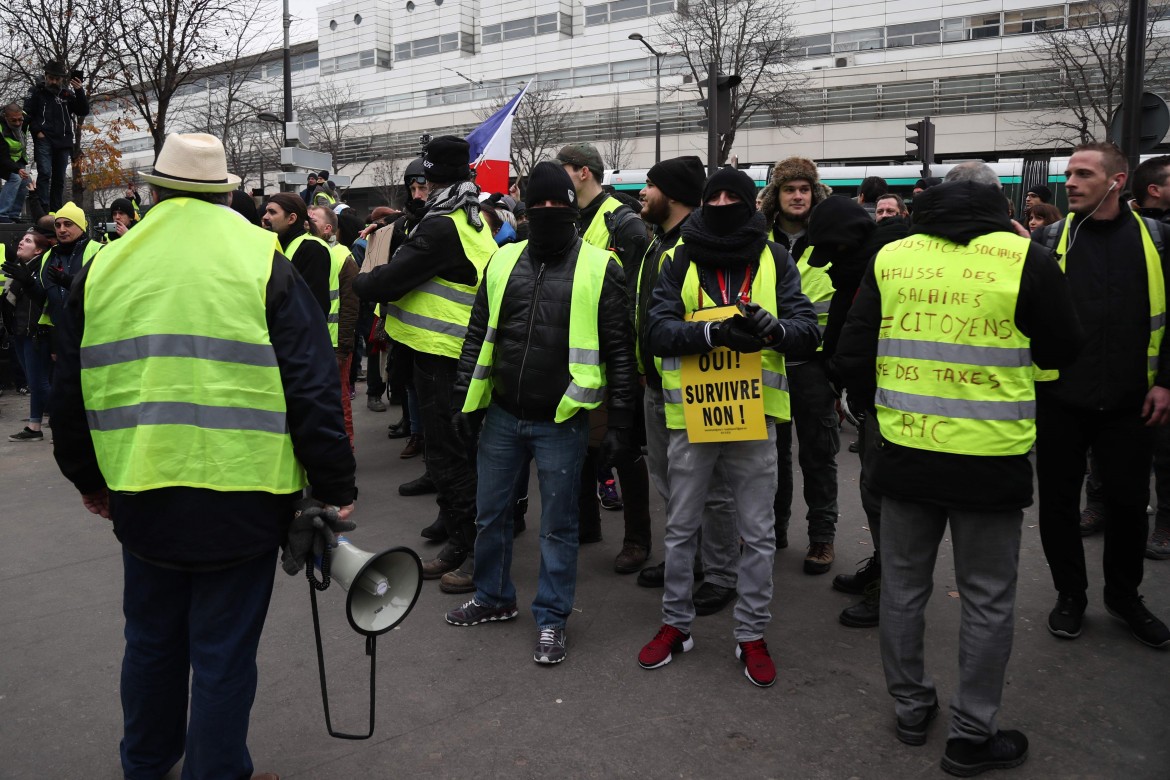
1109,92,1170,153
280,146,333,171
276,172,351,187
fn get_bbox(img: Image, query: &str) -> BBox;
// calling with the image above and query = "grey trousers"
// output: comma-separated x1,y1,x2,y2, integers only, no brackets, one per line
879,496,1022,742
643,386,740,589
664,424,778,641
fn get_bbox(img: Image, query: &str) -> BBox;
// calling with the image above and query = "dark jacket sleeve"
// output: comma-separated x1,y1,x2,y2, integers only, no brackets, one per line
770,243,822,357
335,256,359,356
70,87,89,119
613,214,650,304
599,258,637,429
1158,223,1170,389
1016,243,1084,370
454,282,491,407
647,254,712,358
828,261,882,408
23,88,44,137
289,241,331,316
266,255,356,505
352,216,476,303
51,262,105,494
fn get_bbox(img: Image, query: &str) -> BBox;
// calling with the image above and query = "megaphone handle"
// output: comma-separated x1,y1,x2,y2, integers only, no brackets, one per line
308,581,377,740
307,545,332,591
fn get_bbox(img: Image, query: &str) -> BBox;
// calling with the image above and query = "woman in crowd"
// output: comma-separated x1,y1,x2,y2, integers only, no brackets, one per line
1027,203,1062,231
0,228,53,441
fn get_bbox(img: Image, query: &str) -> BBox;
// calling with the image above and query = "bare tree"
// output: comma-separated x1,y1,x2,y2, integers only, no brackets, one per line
476,84,570,184
110,0,266,154
297,80,382,182
656,0,805,164
368,157,404,207
1019,0,1170,146
601,97,634,170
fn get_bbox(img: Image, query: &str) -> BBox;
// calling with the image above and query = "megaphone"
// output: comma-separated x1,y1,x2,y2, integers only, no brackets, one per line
328,537,423,636
306,537,423,740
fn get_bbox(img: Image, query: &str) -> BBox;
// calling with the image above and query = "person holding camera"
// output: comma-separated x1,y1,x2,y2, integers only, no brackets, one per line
24,60,89,212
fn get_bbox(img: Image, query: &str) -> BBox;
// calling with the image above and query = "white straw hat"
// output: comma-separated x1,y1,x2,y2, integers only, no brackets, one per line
141,133,241,193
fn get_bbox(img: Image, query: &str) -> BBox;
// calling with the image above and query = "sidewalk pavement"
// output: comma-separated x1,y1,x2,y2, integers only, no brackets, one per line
1,387,1167,779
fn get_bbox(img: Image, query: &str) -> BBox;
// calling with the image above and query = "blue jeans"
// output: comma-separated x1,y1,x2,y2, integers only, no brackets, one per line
120,547,277,780
0,172,28,220
33,142,71,211
473,404,589,628
10,333,52,422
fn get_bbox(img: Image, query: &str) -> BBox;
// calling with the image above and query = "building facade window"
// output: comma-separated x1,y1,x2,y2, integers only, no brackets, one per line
584,0,674,27
394,32,459,61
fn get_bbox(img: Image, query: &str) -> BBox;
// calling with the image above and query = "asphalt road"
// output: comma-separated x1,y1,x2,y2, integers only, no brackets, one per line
1,385,1167,779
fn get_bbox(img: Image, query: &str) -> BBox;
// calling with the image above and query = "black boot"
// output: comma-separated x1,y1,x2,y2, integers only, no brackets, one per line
420,513,448,542
832,553,880,595
839,580,880,628
387,414,410,439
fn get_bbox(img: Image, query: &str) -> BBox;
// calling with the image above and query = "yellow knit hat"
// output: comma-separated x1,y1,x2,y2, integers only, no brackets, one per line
51,201,87,231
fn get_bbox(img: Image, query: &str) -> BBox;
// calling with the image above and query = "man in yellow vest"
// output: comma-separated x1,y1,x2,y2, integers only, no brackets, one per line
638,168,819,688
556,142,653,570
261,191,332,317
832,163,1081,774
446,161,636,664
49,132,356,780
758,157,841,574
1032,142,1170,651
36,201,100,350
309,204,360,447
353,135,497,582
0,103,30,223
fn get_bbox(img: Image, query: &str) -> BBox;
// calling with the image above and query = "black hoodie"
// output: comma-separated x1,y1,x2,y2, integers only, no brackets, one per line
832,180,1083,510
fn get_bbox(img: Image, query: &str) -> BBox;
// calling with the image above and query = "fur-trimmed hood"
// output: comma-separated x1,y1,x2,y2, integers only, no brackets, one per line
758,156,832,229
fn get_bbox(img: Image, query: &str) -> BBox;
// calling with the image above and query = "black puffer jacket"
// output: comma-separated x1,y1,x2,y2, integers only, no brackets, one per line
455,238,637,428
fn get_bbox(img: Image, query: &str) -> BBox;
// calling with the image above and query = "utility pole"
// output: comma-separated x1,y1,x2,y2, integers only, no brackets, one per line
281,0,295,192
1120,0,1148,173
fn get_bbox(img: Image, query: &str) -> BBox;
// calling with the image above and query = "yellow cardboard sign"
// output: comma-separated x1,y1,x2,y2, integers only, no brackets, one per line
680,306,767,443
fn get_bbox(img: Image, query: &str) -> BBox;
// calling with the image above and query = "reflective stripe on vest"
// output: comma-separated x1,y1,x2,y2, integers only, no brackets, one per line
38,240,102,326
660,247,790,429
463,239,610,422
327,243,349,348
383,209,496,358
1034,212,1165,386
873,231,1035,456
80,197,306,493
796,245,833,351
635,236,684,375
581,196,623,254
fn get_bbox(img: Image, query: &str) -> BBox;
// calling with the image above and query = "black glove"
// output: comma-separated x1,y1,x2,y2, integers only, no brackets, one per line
710,315,765,353
599,426,634,469
280,498,357,576
46,265,74,290
2,261,34,285
452,409,481,443
739,301,783,345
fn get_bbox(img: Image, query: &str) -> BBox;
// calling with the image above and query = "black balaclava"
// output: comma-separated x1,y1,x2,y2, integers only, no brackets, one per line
701,167,756,237
525,161,579,259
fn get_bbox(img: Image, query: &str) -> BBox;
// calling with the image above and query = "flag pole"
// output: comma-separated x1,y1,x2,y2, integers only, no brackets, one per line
472,79,533,168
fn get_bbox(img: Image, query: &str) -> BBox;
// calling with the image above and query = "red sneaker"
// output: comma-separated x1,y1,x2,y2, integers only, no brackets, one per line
638,624,694,669
736,639,776,687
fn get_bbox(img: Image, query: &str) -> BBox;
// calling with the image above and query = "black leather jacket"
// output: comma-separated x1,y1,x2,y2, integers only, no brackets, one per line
455,239,637,428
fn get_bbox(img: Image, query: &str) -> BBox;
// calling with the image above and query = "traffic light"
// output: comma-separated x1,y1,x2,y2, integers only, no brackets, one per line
698,73,741,134
906,117,936,176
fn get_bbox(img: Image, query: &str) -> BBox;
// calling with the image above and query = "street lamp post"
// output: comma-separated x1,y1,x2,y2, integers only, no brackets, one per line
629,33,664,164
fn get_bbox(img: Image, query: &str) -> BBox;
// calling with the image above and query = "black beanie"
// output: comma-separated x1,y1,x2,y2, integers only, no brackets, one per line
703,167,758,210
647,155,705,207
110,197,135,218
422,135,471,183
1028,184,1053,203
525,161,577,210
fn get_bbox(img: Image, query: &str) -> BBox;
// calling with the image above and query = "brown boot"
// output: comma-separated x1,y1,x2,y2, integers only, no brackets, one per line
400,434,424,459
803,541,835,575
422,543,466,579
614,543,649,574
439,562,475,594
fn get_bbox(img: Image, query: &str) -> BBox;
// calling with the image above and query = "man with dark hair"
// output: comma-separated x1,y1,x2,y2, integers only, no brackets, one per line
1033,140,1170,649
353,135,498,585
50,131,355,780
874,193,908,222
1025,185,1053,210
447,161,636,665
858,175,889,218
1132,155,1170,221
834,174,1081,775
261,192,332,316
758,156,841,574
23,61,89,211
556,142,652,572
0,103,30,223
299,172,318,204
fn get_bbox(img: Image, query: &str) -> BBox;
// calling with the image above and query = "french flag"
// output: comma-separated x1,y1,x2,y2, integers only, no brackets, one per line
467,81,530,196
